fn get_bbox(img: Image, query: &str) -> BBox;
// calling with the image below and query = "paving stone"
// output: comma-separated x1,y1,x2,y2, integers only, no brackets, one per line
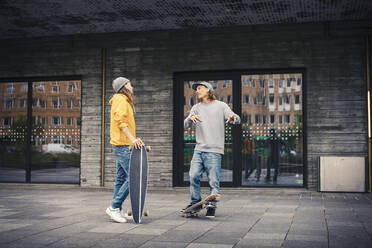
88,223,137,233
285,234,327,242
0,224,31,233
234,238,283,248
186,243,233,248
0,187,372,248
152,230,205,243
139,241,188,248
193,231,244,245
282,240,328,248
91,234,155,248
329,237,372,248
243,232,286,240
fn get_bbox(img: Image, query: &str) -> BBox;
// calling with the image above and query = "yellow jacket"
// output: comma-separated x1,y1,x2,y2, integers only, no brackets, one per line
109,94,136,146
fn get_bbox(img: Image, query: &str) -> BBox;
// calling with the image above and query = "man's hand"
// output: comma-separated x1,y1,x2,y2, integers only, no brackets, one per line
226,114,238,124
132,138,145,149
190,115,202,124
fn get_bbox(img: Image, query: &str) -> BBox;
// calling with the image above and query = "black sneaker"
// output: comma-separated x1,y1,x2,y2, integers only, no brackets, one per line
181,201,201,213
205,207,216,218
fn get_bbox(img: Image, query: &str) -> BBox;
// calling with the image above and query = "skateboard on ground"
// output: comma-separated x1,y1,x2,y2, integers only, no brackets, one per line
127,145,151,224
180,194,221,218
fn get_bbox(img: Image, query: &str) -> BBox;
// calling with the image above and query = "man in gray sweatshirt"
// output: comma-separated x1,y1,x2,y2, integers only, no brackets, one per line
183,81,241,218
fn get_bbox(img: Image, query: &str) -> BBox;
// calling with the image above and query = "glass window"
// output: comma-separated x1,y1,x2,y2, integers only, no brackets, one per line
270,115,275,124
247,114,251,124
249,79,256,88
22,83,28,92
67,99,74,109
255,114,260,124
285,95,290,104
253,97,258,105
287,79,291,87
244,95,249,104
67,117,73,126
52,116,61,126
53,136,61,144
3,117,12,126
52,97,61,109
67,136,73,145
297,77,302,86
269,94,274,104
52,82,60,93
5,99,13,109
295,95,300,104
34,82,45,92
6,84,15,94
39,99,46,108
285,115,290,123
68,84,75,93
268,79,274,88
241,73,303,187
259,79,265,88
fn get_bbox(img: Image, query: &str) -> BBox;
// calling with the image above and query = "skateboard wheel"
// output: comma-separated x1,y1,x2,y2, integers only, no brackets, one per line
144,209,149,216
127,209,132,216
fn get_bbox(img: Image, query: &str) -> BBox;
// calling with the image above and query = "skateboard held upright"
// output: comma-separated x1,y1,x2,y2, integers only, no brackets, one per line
129,145,150,224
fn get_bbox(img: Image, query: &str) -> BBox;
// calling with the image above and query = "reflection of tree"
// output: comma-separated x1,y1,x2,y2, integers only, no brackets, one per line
10,116,44,152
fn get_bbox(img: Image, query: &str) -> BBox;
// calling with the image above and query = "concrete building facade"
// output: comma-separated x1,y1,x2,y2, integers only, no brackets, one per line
0,17,370,189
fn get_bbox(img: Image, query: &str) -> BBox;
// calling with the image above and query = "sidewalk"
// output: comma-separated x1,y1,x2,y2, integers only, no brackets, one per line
0,184,371,248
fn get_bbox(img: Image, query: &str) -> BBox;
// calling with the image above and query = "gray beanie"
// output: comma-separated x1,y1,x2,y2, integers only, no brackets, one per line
112,77,130,93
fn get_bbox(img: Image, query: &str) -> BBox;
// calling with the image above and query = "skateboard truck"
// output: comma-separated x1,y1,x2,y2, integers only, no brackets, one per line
126,209,149,218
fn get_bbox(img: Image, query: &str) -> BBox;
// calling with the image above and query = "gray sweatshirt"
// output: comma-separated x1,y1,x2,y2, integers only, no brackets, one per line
184,100,241,154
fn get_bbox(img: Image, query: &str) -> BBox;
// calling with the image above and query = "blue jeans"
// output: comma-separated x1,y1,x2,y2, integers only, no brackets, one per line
189,150,222,205
111,146,131,209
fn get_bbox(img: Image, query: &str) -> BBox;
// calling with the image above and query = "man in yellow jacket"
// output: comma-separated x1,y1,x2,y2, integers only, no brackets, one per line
106,77,144,223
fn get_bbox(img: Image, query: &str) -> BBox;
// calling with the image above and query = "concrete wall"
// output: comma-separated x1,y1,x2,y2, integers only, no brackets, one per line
0,20,369,189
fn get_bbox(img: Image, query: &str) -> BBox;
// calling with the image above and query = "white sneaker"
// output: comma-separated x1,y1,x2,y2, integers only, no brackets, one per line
106,206,127,223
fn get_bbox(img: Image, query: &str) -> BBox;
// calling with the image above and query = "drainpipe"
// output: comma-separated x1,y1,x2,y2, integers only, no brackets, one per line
101,48,107,187
367,36,371,191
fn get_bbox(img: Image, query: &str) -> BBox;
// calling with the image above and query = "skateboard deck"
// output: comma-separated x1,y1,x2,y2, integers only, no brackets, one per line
181,194,221,218
129,146,149,224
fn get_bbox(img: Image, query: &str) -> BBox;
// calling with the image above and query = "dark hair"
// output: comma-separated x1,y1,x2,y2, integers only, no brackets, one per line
207,91,216,101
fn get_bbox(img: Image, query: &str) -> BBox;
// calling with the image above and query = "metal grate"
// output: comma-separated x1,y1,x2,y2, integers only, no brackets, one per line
0,0,371,39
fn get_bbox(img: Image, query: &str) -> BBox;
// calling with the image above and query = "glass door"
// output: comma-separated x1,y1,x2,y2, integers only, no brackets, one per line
241,73,303,186
174,70,305,188
0,78,81,184
0,82,29,182
31,80,81,183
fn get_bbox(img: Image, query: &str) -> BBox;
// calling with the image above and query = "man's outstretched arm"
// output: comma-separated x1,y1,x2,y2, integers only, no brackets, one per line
223,104,241,125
